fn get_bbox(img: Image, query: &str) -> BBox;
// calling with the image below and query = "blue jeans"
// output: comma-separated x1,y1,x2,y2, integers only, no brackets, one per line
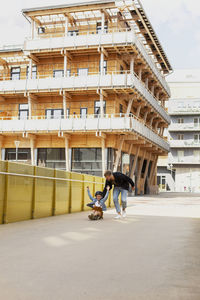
113,187,128,213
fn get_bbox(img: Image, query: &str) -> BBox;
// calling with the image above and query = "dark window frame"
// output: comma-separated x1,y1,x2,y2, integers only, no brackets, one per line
11,67,20,80
45,108,64,119
53,69,64,78
19,104,29,120
94,100,106,115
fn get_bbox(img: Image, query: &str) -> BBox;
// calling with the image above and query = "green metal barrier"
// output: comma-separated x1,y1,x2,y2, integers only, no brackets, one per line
0,162,115,224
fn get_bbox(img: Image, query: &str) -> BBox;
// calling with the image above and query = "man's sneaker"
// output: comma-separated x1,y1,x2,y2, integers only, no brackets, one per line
114,214,121,219
122,211,127,218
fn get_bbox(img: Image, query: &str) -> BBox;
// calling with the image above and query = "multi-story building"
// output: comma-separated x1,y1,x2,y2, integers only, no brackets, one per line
158,69,200,193
0,0,172,194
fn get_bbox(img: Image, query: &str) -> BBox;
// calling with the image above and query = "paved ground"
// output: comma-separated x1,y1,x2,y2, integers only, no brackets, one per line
1,193,200,300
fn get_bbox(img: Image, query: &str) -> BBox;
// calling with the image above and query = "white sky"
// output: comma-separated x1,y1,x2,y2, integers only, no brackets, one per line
1,0,200,69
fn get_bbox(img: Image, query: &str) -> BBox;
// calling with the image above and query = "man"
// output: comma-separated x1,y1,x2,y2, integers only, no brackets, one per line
103,170,135,219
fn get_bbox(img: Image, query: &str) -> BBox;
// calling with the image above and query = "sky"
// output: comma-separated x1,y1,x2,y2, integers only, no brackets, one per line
1,0,200,70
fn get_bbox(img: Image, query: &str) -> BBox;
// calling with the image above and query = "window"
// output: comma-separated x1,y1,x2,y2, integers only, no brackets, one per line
37,148,65,170
99,60,107,75
67,30,79,36
5,148,31,162
94,100,106,115
71,148,102,176
194,118,200,127
80,108,87,118
38,27,45,34
78,68,88,76
96,21,108,34
26,66,37,79
119,104,123,115
194,134,200,143
11,67,20,80
19,104,29,120
53,70,64,78
177,150,184,162
66,108,70,118
178,118,184,124
178,134,184,140
46,109,64,119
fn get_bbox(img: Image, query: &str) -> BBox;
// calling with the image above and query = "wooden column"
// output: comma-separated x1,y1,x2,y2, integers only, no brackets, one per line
151,85,155,95
113,136,124,172
101,137,106,176
145,77,149,89
101,11,105,33
149,157,158,186
64,53,68,77
28,58,33,80
130,57,134,75
143,111,148,122
141,155,151,194
126,98,134,116
136,105,142,118
138,68,142,80
30,136,36,166
100,90,104,117
130,146,140,179
65,16,69,35
63,93,67,119
136,150,146,194
64,135,70,171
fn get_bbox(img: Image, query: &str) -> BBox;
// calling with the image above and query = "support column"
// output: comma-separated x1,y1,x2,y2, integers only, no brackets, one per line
65,16,69,35
101,11,105,33
130,146,140,179
28,95,32,120
30,136,36,166
160,126,164,136
64,135,70,171
101,137,106,176
136,105,142,118
145,77,149,89
143,111,148,122
149,157,158,186
130,57,134,75
149,116,155,127
141,155,151,194
28,59,33,80
151,85,155,95
100,90,104,117
100,50,104,76
64,53,68,77
0,137,3,161
126,98,134,116
136,150,146,194
31,20,35,39
156,91,160,101
63,92,67,119
138,68,142,80
113,136,125,172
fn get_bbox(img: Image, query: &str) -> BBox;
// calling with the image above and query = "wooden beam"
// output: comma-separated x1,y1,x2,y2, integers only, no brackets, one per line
29,54,39,64
113,135,125,172
130,146,140,179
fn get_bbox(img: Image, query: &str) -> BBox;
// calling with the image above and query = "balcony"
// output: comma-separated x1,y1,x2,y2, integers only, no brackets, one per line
169,123,200,131
168,157,200,165
24,29,170,96
0,114,169,152
170,140,200,148
0,72,170,124
168,107,200,115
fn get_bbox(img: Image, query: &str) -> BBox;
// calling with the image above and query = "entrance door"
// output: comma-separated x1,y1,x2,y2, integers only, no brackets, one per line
157,175,166,191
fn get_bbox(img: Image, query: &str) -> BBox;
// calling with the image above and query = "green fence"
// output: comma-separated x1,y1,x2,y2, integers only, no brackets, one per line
0,161,114,224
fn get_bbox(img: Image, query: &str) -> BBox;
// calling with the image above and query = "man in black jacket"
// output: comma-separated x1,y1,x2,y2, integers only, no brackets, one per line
103,170,135,219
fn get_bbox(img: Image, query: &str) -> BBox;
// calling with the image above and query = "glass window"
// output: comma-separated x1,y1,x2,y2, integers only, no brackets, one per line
194,134,200,142
94,100,106,115
68,30,79,36
78,68,88,76
5,148,31,161
46,109,64,119
178,134,184,140
80,108,87,118
38,27,45,34
37,148,65,170
96,21,108,34
120,65,124,74
71,148,102,176
19,104,29,120
53,70,64,78
178,118,184,124
27,66,37,79
11,67,20,80
119,104,123,115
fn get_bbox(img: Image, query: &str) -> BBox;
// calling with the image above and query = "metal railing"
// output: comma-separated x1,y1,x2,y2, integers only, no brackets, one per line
169,123,200,131
170,140,200,147
0,113,169,151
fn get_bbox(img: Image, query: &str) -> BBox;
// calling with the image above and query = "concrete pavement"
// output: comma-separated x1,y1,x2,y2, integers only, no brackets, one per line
0,193,200,300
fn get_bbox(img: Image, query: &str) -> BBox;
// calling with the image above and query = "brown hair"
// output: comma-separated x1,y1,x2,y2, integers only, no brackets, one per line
104,170,112,177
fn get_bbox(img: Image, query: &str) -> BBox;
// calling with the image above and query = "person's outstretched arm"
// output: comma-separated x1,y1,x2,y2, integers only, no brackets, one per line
100,186,110,205
102,180,112,197
87,187,96,201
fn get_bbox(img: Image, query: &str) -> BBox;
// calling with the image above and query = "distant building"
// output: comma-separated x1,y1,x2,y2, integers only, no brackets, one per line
158,70,200,193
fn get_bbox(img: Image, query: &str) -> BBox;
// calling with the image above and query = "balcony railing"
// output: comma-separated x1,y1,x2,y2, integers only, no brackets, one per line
169,123,200,131
168,107,200,115
0,71,170,124
24,28,170,96
170,140,200,148
168,157,200,164
0,113,169,152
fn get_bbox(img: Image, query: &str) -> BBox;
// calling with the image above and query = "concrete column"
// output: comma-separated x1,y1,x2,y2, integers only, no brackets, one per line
130,57,134,75
65,16,69,35
28,59,33,80
65,136,70,171
28,95,32,120
64,54,68,77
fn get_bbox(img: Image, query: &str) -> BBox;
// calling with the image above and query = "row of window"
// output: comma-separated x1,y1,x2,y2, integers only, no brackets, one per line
177,150,200,158
177,118,200,124
177,134,200,141
10,62,108,80
18,101,109,119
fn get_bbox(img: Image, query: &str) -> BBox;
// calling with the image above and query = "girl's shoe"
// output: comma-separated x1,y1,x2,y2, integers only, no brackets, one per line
114,214,121,219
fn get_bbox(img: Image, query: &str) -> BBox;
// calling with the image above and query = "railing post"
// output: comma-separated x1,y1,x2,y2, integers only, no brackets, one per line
31,166,36,219
3,161,8,224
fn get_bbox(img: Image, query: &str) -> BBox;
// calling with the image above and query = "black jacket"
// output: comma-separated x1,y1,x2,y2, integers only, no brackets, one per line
103,172,135,196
